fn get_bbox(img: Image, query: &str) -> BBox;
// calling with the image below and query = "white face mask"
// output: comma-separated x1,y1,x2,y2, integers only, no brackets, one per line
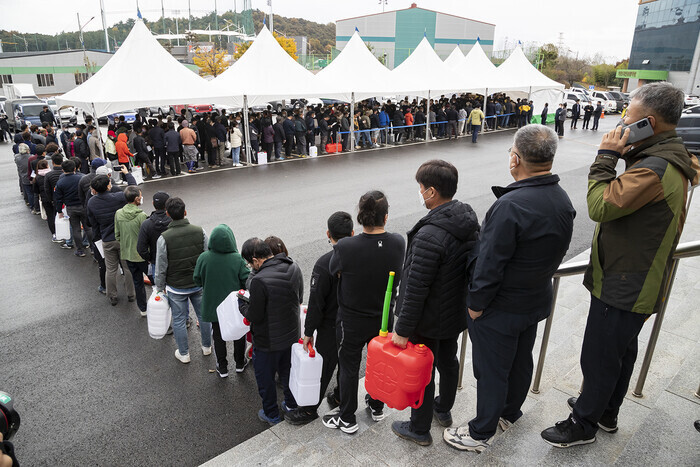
419,188,432,208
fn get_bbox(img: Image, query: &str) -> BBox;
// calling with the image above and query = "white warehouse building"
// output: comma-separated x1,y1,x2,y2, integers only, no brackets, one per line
335,3,495,69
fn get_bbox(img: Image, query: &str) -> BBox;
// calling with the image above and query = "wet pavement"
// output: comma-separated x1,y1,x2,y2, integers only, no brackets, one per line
0,119,616,465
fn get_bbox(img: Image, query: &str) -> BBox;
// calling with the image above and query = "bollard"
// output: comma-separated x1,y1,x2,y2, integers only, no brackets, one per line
457,330,468,390
632,258,680,398
531,276,560,394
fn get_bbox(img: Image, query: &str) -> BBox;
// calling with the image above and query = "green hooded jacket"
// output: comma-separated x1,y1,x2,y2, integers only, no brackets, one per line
193,224,250,322
114,203,148,262
584,131,699,314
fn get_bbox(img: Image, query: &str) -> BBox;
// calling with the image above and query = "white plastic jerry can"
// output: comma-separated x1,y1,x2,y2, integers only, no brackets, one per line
289,340,324,406
147,290,171,339
309,146,318,157
55,214,71,241
299,305,317,341
216,289,250,341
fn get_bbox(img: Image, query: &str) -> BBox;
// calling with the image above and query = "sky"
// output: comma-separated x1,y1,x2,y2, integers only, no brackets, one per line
0,0,639,61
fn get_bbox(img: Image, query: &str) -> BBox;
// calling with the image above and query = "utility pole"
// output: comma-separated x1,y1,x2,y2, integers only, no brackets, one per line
268,0,273,33
188,0,192,31
100,0,110,52
161,0,166,34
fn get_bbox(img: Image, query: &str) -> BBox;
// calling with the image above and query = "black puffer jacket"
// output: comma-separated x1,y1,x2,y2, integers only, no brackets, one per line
86,173,135,241
137,210,172,263
44,167,63,206
394,200,480,339
243,254,303,352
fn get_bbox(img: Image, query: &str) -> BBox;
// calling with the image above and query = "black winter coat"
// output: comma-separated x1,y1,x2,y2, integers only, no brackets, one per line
394,200,480,339
242,254,303,352
86,173,136,241
44,168,63,206
137,210,172,263
74,137,89,159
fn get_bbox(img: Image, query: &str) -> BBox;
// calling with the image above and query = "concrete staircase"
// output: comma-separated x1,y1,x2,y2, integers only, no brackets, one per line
203,205,700,466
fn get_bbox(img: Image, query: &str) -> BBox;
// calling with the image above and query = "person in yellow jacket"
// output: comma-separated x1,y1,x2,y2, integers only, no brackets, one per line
468,107,486,143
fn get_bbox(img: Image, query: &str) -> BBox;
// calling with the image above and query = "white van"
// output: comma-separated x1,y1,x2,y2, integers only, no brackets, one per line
589,90,618,114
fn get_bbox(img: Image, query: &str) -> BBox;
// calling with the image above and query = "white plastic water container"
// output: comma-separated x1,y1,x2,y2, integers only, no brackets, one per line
55,214,71,241
289,340,324,406
257,151,268,165
216,290,250,341
309,146,318,157
147,291,171,339
298,305,317,341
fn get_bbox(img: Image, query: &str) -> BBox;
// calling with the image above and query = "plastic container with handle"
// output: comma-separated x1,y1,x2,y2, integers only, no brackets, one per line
289,339,324,406
147,290,171,339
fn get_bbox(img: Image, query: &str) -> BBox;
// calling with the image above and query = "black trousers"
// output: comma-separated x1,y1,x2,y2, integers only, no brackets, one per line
66,205,88,250
573,295,646,436
285,137,294,157
126,260,149,312
337,313,386,424
43,201,56,235
153,147,165,174
252,347,297,419
211,322,246,372
467,309,542,440
582,116,591,129
163,151,181,175
409,335,460,434
88,231,106,289
570,116,579,129
592,116,601,130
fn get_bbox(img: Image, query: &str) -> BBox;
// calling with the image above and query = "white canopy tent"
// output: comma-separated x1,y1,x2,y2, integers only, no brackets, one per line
56,20,229,117
314,29,394,102
443,46,465,70
211,25,330,106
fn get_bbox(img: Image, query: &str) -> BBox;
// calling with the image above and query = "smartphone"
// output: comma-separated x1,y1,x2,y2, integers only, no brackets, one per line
620,117,654,145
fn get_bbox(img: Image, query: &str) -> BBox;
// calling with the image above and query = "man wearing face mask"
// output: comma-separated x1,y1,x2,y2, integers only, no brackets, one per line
390,160,480,446
115,186,149,316
444,125,575,453
542,82,699,448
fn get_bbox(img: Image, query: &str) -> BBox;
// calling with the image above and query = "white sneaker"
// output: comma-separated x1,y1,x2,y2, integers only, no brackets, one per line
202,346,212,356
140,310,147,317
175,349,191,363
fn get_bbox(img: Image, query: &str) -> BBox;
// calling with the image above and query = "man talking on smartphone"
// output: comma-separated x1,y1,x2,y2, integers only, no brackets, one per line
541,82,700,448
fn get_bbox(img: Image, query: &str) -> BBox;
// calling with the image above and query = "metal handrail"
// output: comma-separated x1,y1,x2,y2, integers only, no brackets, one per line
456,240,700,398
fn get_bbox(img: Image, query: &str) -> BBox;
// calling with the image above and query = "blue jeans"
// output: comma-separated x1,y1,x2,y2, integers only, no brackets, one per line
472,124,481,143
231,146,241,164
23,184,34,210
168,288,211,356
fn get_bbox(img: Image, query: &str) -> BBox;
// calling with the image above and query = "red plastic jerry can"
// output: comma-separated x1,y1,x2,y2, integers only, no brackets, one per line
364,332,434,410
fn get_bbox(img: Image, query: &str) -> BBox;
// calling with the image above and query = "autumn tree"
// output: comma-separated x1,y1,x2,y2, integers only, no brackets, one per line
233,32,297,60
193,47,230,78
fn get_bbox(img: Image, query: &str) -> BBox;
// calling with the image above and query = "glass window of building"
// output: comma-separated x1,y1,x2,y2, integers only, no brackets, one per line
629,0,700,71
36,73,54,87
0,75,12,88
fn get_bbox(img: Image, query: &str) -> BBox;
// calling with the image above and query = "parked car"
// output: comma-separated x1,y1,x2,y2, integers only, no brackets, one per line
170,104,214,116
589,90,619,113
563,91,593,118
683,104,700,114
5,98,45,131
606,91,627,112
684,94,700,107
107,110,138,126
677,113,700,154
147,106,169,116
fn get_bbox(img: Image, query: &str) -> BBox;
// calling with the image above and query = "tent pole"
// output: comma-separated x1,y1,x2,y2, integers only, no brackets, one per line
350,92,355,153
91,103,104,148
243,95,252,165
426,90,431,140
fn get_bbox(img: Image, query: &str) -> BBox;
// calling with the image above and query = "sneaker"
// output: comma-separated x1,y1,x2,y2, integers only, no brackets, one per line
281,401,298,415
235,357,248,373
110,297,118,306
97,286,106,295
392,421,432,446
152,174,162,179
202,346,212,356
175,349,191,364
322,413,359,434
443,426,492,452
60,243,73,249
326,392,340,410
567,397,618,433
52,234,63,243
434,407,453,427
128,296,135,303
216,364,229,378
285,408,319,426
540,414,596,448
498,417,514,431
258,409,282,426
140,310,147,317
365,394,385,421
75,250,86,257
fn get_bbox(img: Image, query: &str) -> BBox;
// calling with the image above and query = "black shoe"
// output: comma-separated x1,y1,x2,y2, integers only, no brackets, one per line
110,297,118,306
128,296,135,303
322,413,358,434
365,394,385,421
216,364,229,378
391,420,432,446
235,357,249,373
285,408,319,426
541,414,596,448
434,407,453,427
326,392,340,409
567,397,618,433
75,250,86,257
695,420,700,433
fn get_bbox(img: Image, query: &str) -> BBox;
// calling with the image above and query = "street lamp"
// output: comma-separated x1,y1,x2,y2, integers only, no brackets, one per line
78,14,96,76
379,0,388,13
12,34,28,52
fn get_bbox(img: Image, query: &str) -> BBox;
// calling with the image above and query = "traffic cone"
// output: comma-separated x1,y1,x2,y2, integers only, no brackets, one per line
601,110,605,119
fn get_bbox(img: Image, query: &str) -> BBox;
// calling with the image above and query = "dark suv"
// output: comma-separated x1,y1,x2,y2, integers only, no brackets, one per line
677,114,700,154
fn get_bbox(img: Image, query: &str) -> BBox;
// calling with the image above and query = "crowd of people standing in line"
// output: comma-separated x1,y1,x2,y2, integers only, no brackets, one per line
10,83,694,458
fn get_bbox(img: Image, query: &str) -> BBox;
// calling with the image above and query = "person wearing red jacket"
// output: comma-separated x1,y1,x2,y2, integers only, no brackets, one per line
115,132,134,184
404,110,415,141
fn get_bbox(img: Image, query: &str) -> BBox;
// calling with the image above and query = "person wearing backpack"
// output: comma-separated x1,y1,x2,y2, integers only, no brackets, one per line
194,224,250,378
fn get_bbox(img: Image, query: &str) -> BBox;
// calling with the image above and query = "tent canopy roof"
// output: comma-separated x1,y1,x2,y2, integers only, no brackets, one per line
56,20,227,116
491,46,564,93
391,37,462,96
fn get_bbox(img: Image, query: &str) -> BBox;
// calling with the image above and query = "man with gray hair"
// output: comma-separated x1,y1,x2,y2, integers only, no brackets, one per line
542,82,699,447
443,124,575,453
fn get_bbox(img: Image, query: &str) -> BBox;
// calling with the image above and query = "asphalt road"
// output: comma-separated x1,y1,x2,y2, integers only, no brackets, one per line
0,118,617,466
